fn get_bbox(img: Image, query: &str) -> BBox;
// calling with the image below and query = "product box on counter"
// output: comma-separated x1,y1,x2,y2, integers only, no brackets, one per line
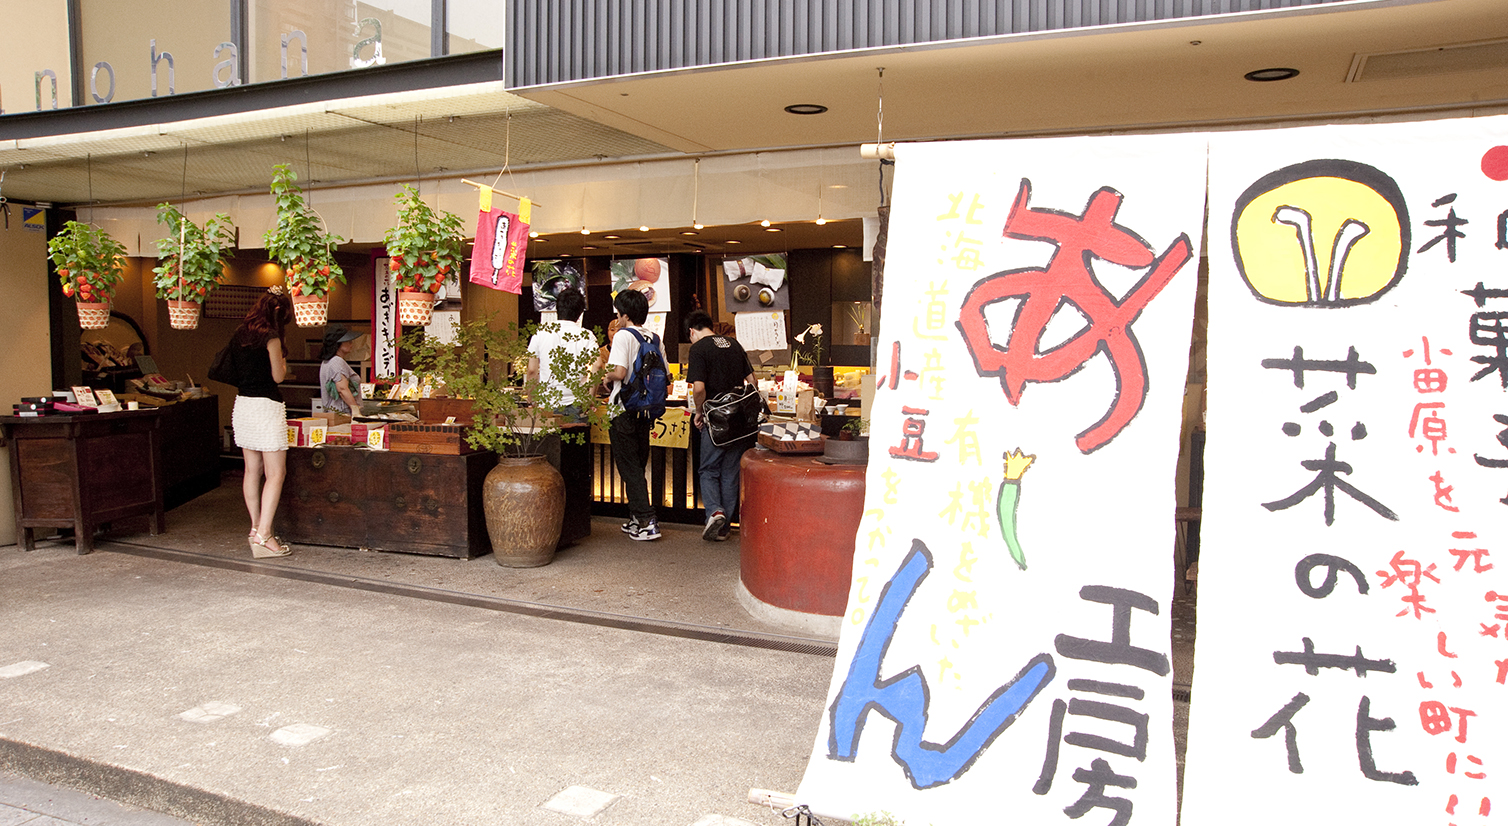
286,417,326,447
351,422,388,450
310,423,352,447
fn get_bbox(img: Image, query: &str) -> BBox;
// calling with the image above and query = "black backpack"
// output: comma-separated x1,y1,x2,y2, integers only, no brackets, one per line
622,328,668,418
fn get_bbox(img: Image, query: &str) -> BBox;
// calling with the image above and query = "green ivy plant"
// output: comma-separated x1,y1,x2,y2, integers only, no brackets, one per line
49,221,127,304
263,164,346,297
152,204,236,303
383,185,468,294
399,314,608,458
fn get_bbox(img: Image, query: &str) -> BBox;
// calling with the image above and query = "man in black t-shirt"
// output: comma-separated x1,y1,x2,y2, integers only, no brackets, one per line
686,310,757,541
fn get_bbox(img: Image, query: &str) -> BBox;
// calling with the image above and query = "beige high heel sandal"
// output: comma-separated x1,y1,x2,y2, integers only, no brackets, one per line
251,532,292,558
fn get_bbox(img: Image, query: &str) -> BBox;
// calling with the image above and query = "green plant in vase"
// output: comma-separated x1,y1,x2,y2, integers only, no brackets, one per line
49,220,128,330
399,315,610,568
263,164,346,326
383,185,468,327
398,314,608,457
152,204,236,330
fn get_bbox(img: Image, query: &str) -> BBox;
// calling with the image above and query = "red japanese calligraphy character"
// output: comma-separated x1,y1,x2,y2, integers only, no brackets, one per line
889,406,940,462
1408,402,1451,455
1377,550,1439,618
1420,700,1452,734
1430,471,1460,512
957,180,1192,453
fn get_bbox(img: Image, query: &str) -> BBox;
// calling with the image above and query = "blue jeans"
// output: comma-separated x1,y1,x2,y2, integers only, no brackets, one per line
699,427,751,523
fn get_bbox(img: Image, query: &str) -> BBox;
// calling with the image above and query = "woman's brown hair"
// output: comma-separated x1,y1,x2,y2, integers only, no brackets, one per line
234,288,294,355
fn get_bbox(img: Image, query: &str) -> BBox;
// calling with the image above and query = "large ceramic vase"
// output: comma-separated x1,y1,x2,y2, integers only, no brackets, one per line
482,454,566,567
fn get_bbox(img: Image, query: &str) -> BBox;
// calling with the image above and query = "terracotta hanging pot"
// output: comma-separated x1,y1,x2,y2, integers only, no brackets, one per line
166,299,201,330
482,455,565,568
76,299,111,330
291,293,328,327
397,290,435,327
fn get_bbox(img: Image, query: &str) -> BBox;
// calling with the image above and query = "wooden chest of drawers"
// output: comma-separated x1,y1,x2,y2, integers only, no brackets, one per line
278,447,496,558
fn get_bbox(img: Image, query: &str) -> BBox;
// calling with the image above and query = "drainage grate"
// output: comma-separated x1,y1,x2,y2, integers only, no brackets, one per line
105,541,838,659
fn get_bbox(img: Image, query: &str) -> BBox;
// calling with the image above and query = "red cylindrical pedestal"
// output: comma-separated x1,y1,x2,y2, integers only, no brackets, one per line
740,448,866,617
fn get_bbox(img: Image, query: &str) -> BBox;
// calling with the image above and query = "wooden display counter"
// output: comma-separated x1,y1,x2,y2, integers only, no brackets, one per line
3,409,166,554
278,439,592,559
739,447,866,617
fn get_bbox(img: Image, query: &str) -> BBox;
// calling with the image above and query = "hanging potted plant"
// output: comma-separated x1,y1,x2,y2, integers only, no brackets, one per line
263,164,346,327
152,204,236,330
400,315,607,567
383,184,467,327
49,220,128,330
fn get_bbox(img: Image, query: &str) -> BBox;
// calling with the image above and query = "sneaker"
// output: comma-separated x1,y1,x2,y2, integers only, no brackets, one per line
631,520,661,541
702,511,727,541
620,517,641,535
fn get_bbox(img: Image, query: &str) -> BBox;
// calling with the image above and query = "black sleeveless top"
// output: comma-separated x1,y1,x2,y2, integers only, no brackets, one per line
231,339,282,402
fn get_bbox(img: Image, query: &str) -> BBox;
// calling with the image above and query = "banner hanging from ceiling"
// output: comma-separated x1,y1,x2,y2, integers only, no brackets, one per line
796,134,1206,825
1182,115,1508,824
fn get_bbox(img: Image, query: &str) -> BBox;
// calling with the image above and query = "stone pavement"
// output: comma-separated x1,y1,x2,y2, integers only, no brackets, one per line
0,472,1196,825
0,770,194,826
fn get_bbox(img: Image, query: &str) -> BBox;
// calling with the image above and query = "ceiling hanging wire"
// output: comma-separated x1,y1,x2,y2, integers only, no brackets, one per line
413,114,422,196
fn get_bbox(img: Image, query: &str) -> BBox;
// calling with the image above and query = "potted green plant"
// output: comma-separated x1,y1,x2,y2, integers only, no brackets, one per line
383,185,467,328
152,204,236,330
49,220,128,330
400,315,608,567
263,164,346,327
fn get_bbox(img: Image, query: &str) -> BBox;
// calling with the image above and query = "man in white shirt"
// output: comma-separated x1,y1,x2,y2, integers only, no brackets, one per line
525,287,600,421
604,288,669,541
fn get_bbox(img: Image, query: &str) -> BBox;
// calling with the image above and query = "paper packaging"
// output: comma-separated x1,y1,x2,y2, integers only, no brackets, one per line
309,423,352,447
352,422,388,450
286,417,325,447
773,388,814,420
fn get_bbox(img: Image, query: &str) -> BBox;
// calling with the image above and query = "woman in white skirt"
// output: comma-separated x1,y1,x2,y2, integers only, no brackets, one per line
227,286,295,558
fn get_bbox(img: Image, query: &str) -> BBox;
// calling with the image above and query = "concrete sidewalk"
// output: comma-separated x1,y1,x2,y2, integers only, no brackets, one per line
0,473,1196,825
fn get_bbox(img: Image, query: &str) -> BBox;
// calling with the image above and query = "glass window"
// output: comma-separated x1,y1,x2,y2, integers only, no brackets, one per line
446,0,505,55
250,0,433,83
76,0,232,103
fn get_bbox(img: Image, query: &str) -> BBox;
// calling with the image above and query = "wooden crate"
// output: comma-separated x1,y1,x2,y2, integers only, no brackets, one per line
387,422,478,455
757,432,825,454
416,397,476,424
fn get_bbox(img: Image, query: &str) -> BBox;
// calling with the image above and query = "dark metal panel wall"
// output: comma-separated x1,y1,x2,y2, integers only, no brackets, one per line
508,0,1344,86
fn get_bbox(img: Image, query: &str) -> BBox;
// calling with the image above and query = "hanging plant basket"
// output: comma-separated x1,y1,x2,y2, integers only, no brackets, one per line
384,184,466,327
291,293,329,328
76,299,111,330
166,299,202,330
153,204,235,328
397,291,435,327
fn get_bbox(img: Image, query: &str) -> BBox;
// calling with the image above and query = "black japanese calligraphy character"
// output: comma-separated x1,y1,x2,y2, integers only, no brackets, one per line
1296,553,1371,598
1063,758,1136,826
1263,442,1398,526
1055,586,1170,676
1252,692,1312,774
1469,313,1508,387
1418,193,1467,263
1273,637,1396,676
1357,696,1418,785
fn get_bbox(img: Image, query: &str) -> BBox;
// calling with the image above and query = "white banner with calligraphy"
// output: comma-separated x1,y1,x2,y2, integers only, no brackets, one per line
1183,116,1508,823
797,135,1206,825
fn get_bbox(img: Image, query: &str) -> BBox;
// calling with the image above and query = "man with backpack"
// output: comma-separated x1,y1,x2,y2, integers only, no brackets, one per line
605,288,670,541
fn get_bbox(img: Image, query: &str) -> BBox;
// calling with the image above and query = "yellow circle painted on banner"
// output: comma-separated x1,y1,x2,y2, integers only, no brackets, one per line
1232,160,1409,307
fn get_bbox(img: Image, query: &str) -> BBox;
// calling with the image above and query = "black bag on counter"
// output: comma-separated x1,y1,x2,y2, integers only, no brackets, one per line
703,383,766,447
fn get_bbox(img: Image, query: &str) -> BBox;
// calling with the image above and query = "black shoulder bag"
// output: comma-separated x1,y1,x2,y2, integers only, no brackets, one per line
703,383,767,447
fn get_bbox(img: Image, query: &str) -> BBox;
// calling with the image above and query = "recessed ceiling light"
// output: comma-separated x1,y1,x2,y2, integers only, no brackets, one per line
582,245,598,250
815,217,827,226
680,231,698,236
528,231,539,238
765,227,783,233
760,219,771,227
639,225,650,232
603,234,620,239
532,237,548,242
725,240,741,244
1245,67,1299,82
784,103,828,115
833,244,846,249
580,227,590,235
